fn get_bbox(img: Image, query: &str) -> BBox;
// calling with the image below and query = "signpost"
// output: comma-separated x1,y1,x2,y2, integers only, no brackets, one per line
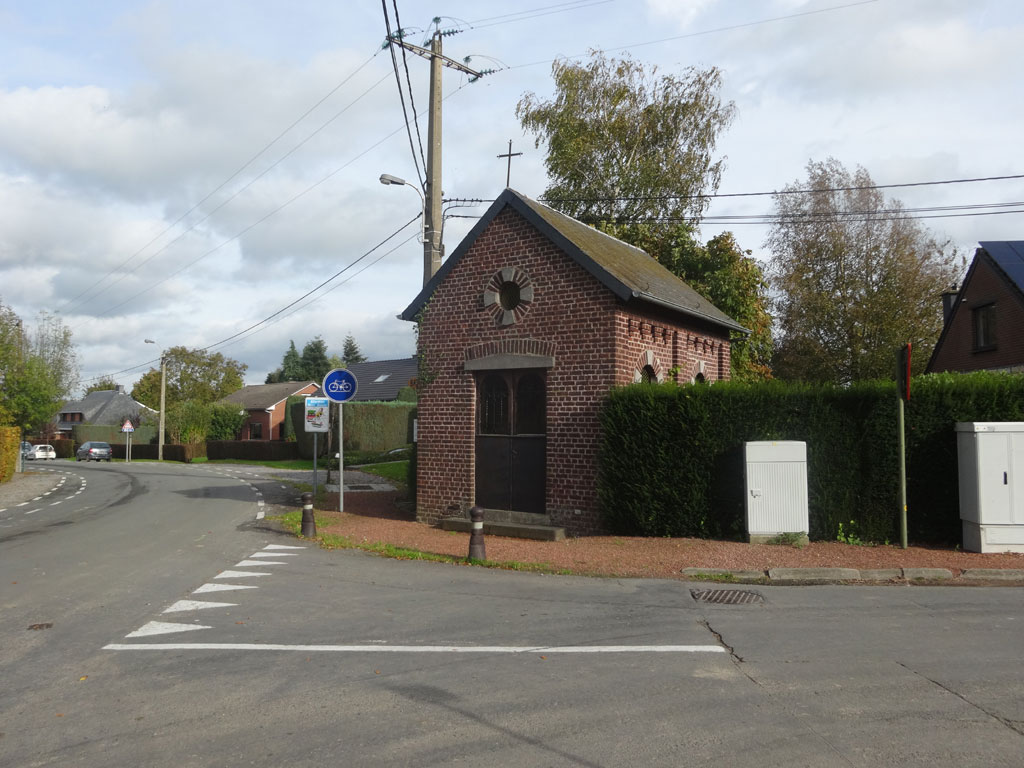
121,419,135,463
896,343,911,549
322,368,358,512
305,397,330,497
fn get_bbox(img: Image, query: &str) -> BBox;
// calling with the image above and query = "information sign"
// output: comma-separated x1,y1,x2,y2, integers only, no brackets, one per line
305,397,330,433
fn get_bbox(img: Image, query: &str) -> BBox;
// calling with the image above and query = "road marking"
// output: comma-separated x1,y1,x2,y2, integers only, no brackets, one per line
50,501,61,506
235,560,287,567
16,502,28,507
248,552,297,558
125,621,212,638
163,600,237,613
264,544,306,550
103,643,729,654
193,583,258,593
26,508,41,515
214,570,272,579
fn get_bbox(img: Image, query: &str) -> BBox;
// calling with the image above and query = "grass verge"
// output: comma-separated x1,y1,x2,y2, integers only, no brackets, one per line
270,510,573,576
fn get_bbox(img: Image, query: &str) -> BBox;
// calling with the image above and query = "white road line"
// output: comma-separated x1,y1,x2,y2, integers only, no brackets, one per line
26,508,41,515
214,570,272,579
103,643,728,654
235,560,287,567
50,501,61,506
163,600,237,613
16,502,28,507
193,583,258,593
264,544,306,550
125,621,212,638
248,552,297,558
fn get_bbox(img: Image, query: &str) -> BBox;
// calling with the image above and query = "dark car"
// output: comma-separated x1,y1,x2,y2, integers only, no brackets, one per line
76,441,113,462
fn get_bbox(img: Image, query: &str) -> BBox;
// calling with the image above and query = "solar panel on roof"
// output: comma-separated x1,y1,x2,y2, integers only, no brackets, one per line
980,241,1024,292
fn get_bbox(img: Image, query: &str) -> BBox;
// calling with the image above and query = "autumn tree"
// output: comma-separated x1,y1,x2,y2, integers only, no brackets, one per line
518,52,772,379
766,158,961,384
132,346,246,410
0,302,78,433
517,50,736,226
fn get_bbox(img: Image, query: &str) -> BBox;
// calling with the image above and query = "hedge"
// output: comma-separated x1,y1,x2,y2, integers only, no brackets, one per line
287,400,415,457
72,425,158,446
598,371,1024,544
207,440,300,462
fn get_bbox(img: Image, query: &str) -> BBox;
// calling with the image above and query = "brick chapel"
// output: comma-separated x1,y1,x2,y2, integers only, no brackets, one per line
400,189,745,536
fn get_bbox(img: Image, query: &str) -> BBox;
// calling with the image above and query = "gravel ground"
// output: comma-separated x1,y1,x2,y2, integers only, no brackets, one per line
309,490,1024,580
0,469,63,509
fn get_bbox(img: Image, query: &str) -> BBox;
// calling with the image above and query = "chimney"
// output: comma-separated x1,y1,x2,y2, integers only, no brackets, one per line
941,283,958,323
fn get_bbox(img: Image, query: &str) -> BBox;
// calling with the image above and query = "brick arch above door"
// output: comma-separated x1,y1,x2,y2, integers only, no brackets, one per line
464,338,556,371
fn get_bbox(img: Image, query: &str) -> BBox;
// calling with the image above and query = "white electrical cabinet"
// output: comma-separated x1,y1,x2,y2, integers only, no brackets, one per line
956,422,1024,553
744,441,808,544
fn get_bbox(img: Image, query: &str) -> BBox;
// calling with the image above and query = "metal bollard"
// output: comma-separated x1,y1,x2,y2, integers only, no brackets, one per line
468,505,486,560
301,491,317,538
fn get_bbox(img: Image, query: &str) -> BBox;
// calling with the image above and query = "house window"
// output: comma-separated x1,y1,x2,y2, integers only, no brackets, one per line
973,303,996,351
251,422,263,439
640,365,657,384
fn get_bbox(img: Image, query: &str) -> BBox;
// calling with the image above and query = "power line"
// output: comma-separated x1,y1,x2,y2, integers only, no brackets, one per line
81,215,421,384
508,0,880,69
381,0,425,188
58,50,385,317
392,0,428,176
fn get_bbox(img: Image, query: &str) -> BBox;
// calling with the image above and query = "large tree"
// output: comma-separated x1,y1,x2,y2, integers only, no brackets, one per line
517,50,736,226
84,376,120,395
300,336,331,383
517,53,772,380
265,340,306,383
132,346,246,410
766,158,961,384
0,302,77,433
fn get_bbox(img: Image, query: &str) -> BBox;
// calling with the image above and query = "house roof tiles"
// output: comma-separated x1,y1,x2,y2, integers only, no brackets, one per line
400,188,745,334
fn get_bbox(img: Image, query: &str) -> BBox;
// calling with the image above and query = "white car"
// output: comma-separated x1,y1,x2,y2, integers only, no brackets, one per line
26,444,57,461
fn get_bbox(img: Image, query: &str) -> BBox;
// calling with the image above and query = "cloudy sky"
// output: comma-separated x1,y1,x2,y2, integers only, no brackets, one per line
1,0,1021,393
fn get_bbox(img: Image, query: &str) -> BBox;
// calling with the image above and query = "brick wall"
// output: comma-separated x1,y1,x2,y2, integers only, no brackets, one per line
929,256,1024,373
416,207,730,534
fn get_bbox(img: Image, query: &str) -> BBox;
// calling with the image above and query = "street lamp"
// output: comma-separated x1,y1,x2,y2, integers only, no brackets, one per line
144,339,166,461
379,173,432,286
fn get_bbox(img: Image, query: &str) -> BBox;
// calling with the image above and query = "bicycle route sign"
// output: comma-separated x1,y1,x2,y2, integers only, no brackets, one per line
321,368,358,403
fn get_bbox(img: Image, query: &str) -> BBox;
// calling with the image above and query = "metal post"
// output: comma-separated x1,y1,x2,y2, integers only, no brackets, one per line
344,399,348,514
898,397,908,549
468,506,486,560
301,492,316,538
312,432,318,499
158,355,166,462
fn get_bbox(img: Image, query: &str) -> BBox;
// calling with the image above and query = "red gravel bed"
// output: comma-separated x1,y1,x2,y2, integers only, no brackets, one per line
310,491,1024,579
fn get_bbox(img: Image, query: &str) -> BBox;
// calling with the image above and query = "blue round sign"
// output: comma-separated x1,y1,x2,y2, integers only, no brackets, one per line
322,368,358,403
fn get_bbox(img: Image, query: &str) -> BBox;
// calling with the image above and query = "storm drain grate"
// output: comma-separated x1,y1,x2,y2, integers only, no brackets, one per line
690,589,764,605
346,484,375,491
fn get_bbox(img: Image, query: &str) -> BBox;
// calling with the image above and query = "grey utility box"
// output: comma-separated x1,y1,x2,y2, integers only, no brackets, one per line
956,422,1024,553
744,441,809,544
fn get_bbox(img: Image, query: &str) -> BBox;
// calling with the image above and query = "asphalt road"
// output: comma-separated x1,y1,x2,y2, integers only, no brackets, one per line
1,462,1021,767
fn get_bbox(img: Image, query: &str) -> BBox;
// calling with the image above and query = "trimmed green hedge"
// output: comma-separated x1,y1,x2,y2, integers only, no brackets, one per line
72,425,158,445
207,441,299,462
342,402,416,453
598,372,1024,544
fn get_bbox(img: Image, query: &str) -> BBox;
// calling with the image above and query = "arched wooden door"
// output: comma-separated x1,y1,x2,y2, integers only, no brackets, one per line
475,370,546,514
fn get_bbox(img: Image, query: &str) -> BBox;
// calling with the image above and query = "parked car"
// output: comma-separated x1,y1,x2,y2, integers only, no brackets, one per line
76,441,113,462
27,444,57,461
20,441,33,459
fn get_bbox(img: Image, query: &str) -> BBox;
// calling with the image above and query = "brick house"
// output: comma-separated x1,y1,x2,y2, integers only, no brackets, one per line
219,381,319,440
927,241,1024,374
400,189,744,535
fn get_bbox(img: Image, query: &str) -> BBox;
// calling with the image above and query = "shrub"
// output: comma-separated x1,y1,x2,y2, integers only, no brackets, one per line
598,371,1024,544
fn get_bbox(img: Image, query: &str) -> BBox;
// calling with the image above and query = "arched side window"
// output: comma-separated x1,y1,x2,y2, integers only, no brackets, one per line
640,365,658,384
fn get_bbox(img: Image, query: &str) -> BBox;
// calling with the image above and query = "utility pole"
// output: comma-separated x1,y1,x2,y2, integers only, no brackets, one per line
385,24,486,286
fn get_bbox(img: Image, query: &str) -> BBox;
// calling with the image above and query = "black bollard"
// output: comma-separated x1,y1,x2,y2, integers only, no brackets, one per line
468,505,486,561
301,491,317,538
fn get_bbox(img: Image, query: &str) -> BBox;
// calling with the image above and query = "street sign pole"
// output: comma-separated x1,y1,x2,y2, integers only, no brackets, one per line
321,368,359,515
